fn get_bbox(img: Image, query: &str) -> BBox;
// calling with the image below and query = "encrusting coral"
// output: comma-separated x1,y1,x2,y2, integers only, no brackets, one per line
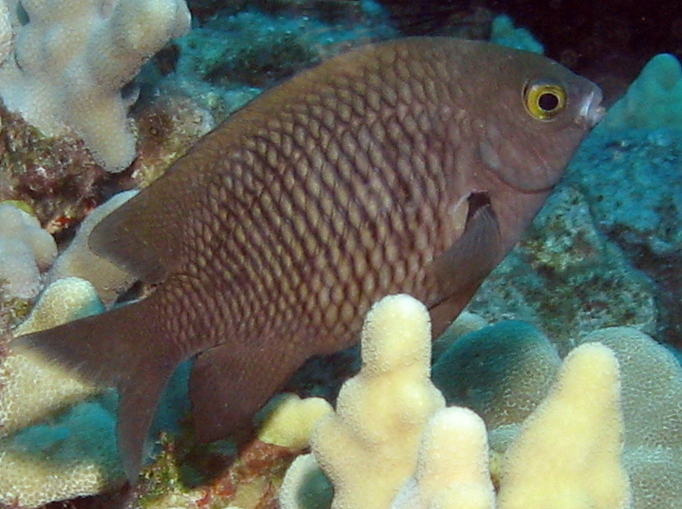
0,0,191,171
2,277,103,438
602,53,682,130
0,276,126,506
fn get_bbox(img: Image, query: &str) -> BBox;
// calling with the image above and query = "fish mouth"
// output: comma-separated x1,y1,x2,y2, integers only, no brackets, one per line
576,87,605,128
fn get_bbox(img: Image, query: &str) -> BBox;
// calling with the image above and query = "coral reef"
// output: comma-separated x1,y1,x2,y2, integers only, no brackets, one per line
565,127,682,345
0,0,191,171
0,100,107,233
0,4,680,507
435,321,682,509
165,0,396,121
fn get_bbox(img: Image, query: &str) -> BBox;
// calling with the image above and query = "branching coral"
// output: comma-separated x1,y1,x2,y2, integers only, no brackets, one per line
280,295,653,509
0,0,191,171
0,201,56,301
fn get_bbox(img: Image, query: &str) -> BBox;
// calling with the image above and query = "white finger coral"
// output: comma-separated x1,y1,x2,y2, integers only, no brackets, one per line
0,0,191,171
0,201,57,300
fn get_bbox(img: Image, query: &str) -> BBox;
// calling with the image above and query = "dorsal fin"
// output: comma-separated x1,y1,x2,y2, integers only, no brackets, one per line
88,145,218,283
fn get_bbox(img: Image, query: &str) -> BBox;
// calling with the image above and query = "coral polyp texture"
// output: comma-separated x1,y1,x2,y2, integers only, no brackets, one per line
0,0,191,171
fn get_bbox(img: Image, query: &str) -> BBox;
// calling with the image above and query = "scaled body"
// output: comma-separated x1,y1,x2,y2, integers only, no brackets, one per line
15,37,603,479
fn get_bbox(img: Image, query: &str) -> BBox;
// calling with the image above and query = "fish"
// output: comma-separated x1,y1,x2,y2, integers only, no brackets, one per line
13,36,604,480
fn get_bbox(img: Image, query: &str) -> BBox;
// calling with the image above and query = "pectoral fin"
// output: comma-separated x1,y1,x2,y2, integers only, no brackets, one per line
424,195,503,338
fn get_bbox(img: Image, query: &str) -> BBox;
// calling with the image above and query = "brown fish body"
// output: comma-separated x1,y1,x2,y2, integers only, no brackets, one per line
14,37,603,478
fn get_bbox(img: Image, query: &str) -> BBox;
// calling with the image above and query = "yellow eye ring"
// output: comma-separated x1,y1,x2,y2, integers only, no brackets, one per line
524,82,567,120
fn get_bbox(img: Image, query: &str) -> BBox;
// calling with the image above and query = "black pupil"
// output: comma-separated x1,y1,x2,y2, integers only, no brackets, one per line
538,92,559,112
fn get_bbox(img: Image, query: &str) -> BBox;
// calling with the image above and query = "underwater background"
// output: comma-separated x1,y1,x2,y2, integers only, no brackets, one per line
0,0,681,507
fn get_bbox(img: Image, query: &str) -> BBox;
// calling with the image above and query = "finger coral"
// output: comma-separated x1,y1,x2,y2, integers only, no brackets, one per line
0,201,56,301
0,0,191,171
281,295,648,509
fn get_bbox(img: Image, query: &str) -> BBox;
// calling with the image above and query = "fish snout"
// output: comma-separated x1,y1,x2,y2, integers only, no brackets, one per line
576,87,605,128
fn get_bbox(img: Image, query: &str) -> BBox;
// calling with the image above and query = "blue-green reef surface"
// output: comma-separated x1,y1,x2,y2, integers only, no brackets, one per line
0,1,681,508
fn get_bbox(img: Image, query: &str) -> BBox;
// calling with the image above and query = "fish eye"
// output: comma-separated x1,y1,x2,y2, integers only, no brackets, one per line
524,82,567,120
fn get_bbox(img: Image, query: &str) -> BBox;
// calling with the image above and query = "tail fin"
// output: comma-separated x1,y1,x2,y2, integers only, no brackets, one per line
11,299,182,480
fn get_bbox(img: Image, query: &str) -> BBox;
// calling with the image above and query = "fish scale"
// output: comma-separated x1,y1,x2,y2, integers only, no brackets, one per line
14,36,604,480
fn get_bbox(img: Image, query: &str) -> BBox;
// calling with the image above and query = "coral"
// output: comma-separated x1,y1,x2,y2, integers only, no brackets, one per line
433,321,682,509
129,96,215,189
282,295,682,509
0,201,56,300
490,15,544,54
257,394,333,452
565,127,682,344
167,2,395,120
47,191,139,305
0,101,108,231
497,343,630,509
0,0,191,172
581,327,682,509
432,321,561,429
392,407,495,509
0,398,123,507
308,294,445,509
601,53,682,130
2,277,103,437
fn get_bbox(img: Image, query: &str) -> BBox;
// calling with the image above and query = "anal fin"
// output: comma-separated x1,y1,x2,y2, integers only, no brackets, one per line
189,342,305,444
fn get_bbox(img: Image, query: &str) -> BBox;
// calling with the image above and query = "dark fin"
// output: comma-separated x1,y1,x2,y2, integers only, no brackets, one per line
12,299,182,481
88,191,175,284
424,197,503,338
88,158,213,284
189,343,304,444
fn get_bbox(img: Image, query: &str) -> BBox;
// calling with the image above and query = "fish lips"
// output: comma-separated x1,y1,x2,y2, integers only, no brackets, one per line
576,88,606,129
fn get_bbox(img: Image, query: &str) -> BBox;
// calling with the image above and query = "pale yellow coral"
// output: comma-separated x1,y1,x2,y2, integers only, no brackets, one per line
0,399,123,507
581,327,682,509
257,394,333,451
497,342,630,509
47,191,139,305
311,294,445,509
394,406,495,509
2,277,103,436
